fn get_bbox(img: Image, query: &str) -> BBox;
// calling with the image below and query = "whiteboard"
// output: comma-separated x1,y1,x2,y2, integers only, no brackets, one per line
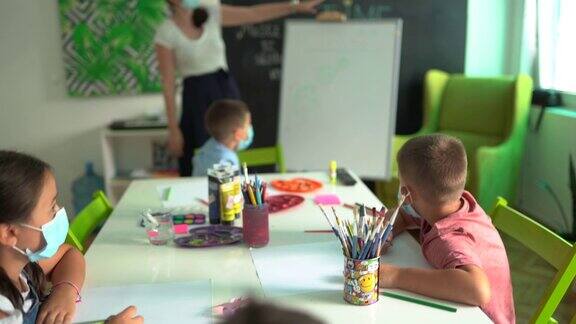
278,20,402,179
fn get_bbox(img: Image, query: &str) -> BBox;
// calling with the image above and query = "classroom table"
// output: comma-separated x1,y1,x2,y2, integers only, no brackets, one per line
84,171,491,323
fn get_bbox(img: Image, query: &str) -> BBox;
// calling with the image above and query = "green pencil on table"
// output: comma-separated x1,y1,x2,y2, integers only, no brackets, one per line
382,291,457,313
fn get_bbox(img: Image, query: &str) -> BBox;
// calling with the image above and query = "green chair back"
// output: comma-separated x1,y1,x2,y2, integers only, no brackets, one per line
490,197,576,324
237,145,286,173
66,190,113,254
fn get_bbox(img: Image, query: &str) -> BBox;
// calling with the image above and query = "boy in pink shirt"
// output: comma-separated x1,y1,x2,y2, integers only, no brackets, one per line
379,134,515,324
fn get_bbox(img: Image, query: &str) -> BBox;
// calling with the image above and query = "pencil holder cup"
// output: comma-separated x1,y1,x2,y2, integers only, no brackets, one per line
343,256,380,305
242,203,269,248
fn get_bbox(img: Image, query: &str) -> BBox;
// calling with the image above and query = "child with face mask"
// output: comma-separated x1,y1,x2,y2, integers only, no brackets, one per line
0,151,142,324
192,99,254,176
378,134,515,324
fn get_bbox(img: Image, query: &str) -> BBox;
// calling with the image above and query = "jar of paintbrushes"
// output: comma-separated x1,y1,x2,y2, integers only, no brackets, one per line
319,197,404,305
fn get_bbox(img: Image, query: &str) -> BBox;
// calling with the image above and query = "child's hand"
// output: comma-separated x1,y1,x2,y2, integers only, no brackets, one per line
378,263,400,288
37,285,77,324
106,306,144,324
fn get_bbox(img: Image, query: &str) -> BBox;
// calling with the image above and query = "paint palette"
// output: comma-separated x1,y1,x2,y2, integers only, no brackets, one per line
265,194,305,213
172,213,206,225
174,225,243,248
270,178,322,193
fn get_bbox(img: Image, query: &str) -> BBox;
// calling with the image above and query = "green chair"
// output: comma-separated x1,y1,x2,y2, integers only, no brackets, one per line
238,145,286,173
376,69,533,208
66,190,113,254
490,197,576,324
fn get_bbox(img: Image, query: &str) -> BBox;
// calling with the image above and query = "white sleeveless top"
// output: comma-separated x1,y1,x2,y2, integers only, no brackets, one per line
0,274,33,324
154,5,228,78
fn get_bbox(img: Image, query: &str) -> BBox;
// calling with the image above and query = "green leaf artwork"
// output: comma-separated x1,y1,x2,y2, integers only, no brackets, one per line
58,0,166,96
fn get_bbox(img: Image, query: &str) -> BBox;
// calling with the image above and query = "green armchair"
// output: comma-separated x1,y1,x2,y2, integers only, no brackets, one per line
376,69,533,209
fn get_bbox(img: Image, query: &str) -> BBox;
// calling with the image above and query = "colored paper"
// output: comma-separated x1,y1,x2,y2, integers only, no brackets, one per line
314,194,341,205
266,194,304,213
270,178,322,193
173,224,189,235
74,280,212,324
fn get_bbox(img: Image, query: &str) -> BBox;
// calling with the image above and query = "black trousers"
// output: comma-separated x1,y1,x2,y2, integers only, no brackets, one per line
179,69,241,176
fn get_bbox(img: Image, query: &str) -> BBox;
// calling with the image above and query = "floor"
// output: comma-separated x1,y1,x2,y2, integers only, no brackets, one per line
502,234,575,323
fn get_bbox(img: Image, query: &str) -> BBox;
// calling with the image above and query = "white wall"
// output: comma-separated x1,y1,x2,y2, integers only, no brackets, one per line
517,108,576,234
465,0,576,234
465,0,509,75
0,0,163,214
465,0,526,76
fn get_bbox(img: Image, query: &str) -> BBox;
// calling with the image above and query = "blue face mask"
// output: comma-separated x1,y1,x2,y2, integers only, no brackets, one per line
182,0,201,9
13,208,69,262
398,187,422,219
237,125,254,151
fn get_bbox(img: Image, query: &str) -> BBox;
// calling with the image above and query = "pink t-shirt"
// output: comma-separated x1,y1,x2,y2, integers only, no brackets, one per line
405,191,515,324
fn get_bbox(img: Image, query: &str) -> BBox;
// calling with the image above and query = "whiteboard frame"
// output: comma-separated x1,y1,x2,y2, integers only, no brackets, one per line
278,19,403,180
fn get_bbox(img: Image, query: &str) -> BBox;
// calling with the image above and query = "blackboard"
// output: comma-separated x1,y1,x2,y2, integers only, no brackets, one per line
222,0,467,146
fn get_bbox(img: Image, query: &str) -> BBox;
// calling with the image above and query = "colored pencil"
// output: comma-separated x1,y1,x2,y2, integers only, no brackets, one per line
196,198,209,206
261,183,267,201
304,230,334,233
344,203,386,217
247,184,257,205
382,291,457,313
242,170,268,207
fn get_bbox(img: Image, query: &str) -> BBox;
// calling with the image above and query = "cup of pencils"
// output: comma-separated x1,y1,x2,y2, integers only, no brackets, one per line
319,200,404,305
343,256,380,305
241,164,269,248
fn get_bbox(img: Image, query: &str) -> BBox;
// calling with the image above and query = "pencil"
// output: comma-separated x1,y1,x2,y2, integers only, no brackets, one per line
247,185,257,205
304,230,334,233
196,198,209,206
344,203,383,217
382,291,457,313
255,184,262,206
242,162,249,184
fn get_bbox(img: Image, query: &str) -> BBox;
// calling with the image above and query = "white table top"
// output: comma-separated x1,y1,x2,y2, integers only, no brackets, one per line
85,171,490,323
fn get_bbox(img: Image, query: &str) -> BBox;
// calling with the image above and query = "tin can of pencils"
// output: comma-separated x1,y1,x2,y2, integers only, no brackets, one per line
343,256,380,305
242,203,269,248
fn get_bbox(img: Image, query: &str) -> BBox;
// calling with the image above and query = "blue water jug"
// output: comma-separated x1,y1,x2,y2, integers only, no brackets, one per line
72,162,104,214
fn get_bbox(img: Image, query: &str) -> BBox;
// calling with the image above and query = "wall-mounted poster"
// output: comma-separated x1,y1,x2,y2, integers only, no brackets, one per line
58,0,165,96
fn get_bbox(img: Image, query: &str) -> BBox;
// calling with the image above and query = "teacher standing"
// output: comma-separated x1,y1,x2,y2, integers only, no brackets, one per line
156,0,322,176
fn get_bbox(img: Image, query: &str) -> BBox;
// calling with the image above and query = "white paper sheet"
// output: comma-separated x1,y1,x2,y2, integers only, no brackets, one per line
74,280,212,324
250,240,344,297
250,234,430,298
